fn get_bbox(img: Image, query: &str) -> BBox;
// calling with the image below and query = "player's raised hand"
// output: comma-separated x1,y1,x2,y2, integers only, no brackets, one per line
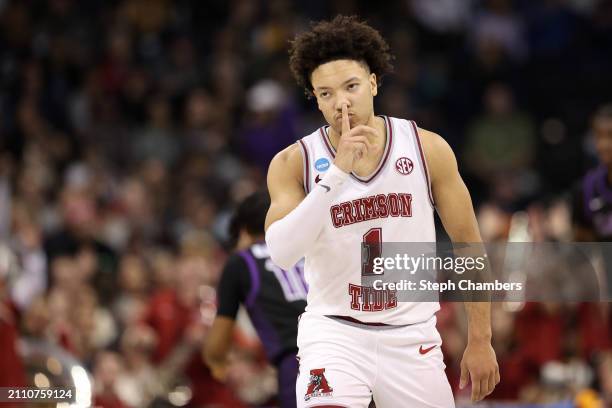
459,339,500,402
334,104,373,173
342,102,351,136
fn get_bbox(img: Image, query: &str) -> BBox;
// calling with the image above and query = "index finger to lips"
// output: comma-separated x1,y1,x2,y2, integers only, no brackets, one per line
342,104,350,135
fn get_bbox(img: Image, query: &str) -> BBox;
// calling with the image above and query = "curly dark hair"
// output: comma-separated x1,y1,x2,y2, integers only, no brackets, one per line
289,15,394,96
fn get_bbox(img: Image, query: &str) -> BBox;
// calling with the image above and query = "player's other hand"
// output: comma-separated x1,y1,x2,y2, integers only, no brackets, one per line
459,339,500,402
334,104,375,173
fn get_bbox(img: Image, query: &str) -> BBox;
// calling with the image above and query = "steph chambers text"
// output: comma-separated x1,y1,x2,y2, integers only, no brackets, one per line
372,279,523,292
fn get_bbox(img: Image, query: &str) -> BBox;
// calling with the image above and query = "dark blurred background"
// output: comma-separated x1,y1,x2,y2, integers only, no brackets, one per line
0,0,611,407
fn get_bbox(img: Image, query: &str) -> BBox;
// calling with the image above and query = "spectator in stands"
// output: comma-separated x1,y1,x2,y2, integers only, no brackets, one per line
143,254,245,406
0,245,27,398
463,82,537,207
92,351,128,408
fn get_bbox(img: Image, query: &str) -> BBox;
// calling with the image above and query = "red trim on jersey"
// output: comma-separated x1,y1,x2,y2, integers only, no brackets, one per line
410,120,435,207
298,139,310,194
319,126,335,157
318,116,393,184
356,115,393,184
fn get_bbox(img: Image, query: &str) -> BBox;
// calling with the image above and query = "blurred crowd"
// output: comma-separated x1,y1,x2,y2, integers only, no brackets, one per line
1,0,612,406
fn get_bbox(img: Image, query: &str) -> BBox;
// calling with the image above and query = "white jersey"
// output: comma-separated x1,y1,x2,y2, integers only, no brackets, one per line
297,116,438,325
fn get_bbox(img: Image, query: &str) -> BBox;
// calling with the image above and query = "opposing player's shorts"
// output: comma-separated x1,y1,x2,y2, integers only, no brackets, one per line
277,351,299,408
295,312,455,408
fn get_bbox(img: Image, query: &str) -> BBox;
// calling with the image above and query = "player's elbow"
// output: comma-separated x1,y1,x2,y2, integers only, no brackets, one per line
265,223,301,270
268,252,298,271
267,246,300,270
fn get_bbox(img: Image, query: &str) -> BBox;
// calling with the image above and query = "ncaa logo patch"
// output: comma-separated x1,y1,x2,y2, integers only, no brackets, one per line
395,157,413,175
315,158,330,172
304,368,333,401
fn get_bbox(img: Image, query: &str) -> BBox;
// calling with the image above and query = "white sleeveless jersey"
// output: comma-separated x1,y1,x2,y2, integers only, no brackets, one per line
297,116,438,325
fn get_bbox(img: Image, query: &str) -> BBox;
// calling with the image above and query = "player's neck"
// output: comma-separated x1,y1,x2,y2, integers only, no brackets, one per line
327,114,384,150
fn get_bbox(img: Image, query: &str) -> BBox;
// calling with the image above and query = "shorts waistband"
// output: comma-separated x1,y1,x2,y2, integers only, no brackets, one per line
326,315,412,329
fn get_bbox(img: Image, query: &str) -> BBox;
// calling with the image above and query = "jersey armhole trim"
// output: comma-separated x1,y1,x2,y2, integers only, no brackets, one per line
410,120,435,208
297,139,310,194
239,250,260,308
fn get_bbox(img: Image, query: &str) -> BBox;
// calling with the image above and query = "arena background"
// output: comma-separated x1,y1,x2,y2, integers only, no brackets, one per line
0,0,611,407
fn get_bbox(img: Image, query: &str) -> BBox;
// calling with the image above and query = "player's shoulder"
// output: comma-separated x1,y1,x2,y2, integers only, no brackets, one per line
386,117,449,147
268,142,304,179
224,251,249,271
271,142,302,166
270,125,323,167
221,251,255,284
387,117,453,157
268,125,324,174
406,123,458,182
266,142,306,194
414,126,452,155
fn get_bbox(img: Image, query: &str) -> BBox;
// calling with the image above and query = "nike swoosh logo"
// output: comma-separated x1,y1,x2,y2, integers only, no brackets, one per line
315,174,322,184
319,183,330,193
419,345,436,355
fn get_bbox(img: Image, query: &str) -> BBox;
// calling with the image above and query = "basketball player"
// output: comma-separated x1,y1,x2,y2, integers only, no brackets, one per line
205,191,307,408
573,104,612,298
264,16,499,407
574,104,612,242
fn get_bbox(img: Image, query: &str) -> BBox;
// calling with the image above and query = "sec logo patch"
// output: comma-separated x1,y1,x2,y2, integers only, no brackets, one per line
395,157,413,175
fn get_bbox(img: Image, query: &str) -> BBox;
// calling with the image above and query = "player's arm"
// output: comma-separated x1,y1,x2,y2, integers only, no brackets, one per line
204,317,234,382
265,144,307,230
266,106,370,268
419,128,500,402
203,256,247,381
265,144,349,269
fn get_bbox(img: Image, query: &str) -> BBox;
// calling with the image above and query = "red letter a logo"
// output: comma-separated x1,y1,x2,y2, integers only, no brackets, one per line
305,368,333,401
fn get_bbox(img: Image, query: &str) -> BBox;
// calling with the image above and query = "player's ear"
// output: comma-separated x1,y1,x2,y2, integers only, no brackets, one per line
370,73,378,96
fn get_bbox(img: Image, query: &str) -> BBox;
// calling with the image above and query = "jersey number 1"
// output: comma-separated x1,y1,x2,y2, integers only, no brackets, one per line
362,228,382,276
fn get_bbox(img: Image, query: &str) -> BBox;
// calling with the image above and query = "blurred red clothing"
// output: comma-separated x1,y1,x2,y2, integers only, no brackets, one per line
94,393,127,408
577,303,611,357
143,289,245,407
515,303,564,366
488,348,536,400
143,289,193,363
0,300,27,408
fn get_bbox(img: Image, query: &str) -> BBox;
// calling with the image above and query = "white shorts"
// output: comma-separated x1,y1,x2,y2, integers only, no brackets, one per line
295,313,455,408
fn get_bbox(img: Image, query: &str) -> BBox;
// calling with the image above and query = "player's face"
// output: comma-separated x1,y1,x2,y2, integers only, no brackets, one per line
594,117,612,166
310,59,377,132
